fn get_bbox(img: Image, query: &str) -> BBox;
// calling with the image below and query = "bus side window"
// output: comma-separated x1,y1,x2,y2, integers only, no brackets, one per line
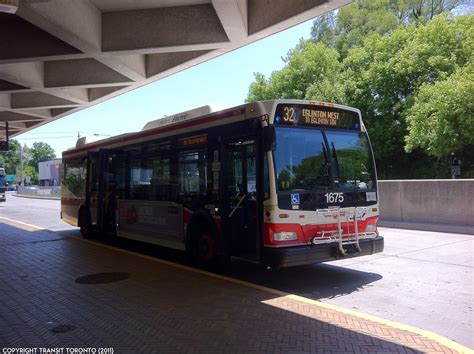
177,149,207,202
63,158,86,198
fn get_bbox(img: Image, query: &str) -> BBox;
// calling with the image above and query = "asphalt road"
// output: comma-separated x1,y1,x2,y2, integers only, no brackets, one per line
1,192,473,348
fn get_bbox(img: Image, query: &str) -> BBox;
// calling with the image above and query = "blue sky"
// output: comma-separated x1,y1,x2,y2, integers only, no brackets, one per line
16,20,315,156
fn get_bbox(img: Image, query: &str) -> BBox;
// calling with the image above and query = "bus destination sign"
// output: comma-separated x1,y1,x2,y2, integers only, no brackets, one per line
179,134,207,146
274,104,361,130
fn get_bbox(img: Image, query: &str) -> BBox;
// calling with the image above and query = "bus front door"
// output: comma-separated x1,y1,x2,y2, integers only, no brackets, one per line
222,140,258,261
84,151,99,230
85,149,115,235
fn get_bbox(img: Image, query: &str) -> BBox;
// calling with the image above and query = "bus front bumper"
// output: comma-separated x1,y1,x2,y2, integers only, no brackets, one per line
263,236,384,268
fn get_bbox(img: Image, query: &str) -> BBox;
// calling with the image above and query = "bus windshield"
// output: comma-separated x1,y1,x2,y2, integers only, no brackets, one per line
274,127,376,192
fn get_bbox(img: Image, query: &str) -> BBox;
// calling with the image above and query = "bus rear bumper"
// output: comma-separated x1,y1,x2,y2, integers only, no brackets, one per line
263,236,384,268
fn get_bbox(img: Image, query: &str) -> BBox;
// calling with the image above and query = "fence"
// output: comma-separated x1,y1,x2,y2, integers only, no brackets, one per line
17,186,61,199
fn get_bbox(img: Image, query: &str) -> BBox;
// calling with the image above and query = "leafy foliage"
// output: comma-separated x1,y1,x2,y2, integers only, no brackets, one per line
0,139,20,175
246,42,343,102
342,14,473,177
311,0,468,59
405,64,474,157
0,139,56,184
247,6,473,178
28,142,56,169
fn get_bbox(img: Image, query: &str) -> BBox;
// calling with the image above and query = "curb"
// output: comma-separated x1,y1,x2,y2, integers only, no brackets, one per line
11,193,60,201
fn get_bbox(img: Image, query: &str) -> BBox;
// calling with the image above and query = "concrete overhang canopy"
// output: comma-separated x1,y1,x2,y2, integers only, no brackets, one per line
0,0,353,139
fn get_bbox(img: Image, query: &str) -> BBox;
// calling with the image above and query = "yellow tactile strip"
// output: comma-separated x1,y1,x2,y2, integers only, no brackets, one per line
1,216,472,353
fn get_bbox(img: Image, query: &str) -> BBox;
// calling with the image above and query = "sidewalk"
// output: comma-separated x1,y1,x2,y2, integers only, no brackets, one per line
0,217,470,353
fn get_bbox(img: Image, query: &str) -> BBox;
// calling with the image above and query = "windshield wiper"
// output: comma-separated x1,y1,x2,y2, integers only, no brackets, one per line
331,142,340,181
322,142,328,165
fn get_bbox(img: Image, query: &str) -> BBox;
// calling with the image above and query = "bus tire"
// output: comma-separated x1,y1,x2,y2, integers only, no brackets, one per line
78,207,93,239
189,222,217,266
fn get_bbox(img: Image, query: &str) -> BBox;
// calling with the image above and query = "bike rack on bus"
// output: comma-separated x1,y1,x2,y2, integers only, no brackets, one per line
315,206,376,256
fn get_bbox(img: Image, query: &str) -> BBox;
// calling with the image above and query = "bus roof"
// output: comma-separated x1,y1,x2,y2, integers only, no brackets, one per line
63,100,362,157
142,105,230,131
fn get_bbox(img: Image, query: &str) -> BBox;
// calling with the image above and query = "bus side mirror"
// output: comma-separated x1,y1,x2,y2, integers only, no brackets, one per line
263,125,276,151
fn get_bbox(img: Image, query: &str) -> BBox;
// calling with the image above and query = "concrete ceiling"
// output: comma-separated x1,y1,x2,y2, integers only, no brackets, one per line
0,0,352,139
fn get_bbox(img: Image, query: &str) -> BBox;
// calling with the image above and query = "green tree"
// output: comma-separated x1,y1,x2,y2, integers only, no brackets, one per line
247,10,472,178
28,142,56,170
0,139,21,175
405,64,474,158
311,0,467,59
23,165,38,185
342,14,473,177
246,42,343,102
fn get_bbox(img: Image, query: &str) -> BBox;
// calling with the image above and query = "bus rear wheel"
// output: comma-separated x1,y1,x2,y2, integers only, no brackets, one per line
79,207,93,239
192,228,217,266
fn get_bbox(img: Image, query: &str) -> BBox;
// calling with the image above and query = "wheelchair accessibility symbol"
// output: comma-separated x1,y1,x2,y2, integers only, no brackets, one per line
291,193,300,205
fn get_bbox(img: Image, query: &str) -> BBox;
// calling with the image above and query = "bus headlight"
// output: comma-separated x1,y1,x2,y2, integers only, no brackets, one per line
273,232,298,241
366,224,377,233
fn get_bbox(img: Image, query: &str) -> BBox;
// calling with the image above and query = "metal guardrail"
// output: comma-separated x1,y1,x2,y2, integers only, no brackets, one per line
16,186,61,198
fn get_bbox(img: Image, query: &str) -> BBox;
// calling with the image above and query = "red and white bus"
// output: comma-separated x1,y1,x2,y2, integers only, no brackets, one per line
61,100,383,267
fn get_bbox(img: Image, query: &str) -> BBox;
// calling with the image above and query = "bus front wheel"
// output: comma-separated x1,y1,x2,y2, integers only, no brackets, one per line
79,207,93,239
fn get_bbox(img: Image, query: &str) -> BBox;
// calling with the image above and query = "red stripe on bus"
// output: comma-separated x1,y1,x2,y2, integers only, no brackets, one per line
61,197,98,207
183,208,193,224
213,216,221,233
61,198,82,206
63,107,246,157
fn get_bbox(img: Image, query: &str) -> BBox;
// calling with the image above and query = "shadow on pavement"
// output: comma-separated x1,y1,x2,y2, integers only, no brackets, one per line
40,226,384,303
227,261,383,301
0,221,424,353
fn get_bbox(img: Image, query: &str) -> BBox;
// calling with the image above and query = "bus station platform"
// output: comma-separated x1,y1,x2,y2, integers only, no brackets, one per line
0,217,469,354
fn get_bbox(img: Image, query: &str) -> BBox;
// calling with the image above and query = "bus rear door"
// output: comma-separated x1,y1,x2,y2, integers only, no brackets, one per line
221,139,259,262
84,149,116,234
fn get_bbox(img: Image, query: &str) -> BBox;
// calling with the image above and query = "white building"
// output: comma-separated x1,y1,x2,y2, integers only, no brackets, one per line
38,158,62,186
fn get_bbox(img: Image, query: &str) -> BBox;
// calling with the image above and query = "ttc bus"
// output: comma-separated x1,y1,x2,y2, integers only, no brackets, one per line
61,100,384,267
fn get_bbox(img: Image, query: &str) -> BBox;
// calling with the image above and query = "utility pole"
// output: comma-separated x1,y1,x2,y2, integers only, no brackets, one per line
20,144,23,186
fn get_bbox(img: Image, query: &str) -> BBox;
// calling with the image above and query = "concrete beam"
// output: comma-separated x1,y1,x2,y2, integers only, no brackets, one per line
46,87,89,105
16,0,101,53
11,92,79,110
1,0,354,138
97,55,146,82
15,2,146,81
248,0,350,35
13,109,52,119
51,108,75,117
0,12,82,61
212,0,248,42
0,111,43,123
0,94,11,109
44,59,133,88
0,62,89,104
146,50,212,78
0,62,44,88
88,86,125,101
0,124,20,133
102,4,229,53
2,121,27,129
0,79,28,92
